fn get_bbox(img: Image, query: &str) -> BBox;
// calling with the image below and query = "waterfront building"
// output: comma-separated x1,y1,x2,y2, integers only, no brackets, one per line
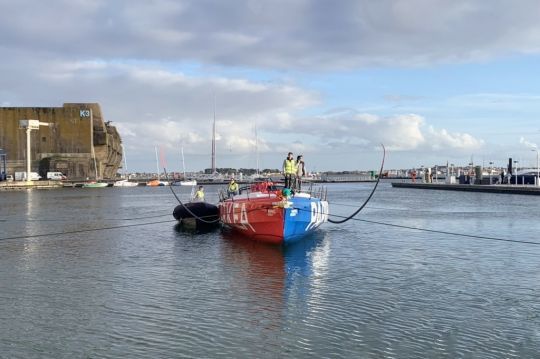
0,103,122,180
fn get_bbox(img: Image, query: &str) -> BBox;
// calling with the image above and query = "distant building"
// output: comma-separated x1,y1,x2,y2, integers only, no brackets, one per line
0,103,122,180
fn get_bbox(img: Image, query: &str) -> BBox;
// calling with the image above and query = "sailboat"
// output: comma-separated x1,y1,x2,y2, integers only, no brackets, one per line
147,146,169,186
172,146,197,186
218,179,329,244
83,181,108,188
114,144,138,187
83,110,109,188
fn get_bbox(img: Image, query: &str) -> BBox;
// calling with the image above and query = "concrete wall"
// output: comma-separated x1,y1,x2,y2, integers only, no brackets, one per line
0,103,122,180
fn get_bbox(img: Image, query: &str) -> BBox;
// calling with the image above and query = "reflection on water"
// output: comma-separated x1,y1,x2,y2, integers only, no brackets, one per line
220,230,330,306
173,222,221,235
283,233,329,305
220,229,333,349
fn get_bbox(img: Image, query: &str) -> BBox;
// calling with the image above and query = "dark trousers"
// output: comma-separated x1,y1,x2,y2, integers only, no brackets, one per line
284,174,293,188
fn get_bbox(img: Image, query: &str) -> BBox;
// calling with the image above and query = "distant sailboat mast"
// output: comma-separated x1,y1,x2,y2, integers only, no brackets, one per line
181,145,187,178
255,123,259,176
122,144,129,179
211,97,216,174
155,146,160,179
90,108,99,180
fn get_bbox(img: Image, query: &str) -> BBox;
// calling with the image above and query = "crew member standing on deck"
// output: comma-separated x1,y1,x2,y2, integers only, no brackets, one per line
295,155,305,191
282,152,296,189
194,185,205,201
227,178,239,197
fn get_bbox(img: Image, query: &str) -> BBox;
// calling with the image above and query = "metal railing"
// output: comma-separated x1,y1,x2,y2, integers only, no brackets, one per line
218,179,328,202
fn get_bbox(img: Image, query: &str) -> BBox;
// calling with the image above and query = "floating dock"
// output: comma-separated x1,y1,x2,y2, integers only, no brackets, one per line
0,180,64,190
391,182,540,196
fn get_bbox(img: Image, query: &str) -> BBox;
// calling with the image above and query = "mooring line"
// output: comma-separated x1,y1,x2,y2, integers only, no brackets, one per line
164,168,221,224
328,144,386,224
0,219,177,242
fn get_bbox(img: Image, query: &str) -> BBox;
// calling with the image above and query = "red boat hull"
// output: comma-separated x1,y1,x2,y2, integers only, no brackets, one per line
219,195,284,244
219,192,328,245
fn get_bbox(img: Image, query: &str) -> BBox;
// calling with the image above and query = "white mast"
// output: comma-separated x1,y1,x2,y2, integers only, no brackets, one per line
122,144,128,179
255,122,259,176
211,96,216,174
181,145,186,178
90,108,99,180
155,146,160,179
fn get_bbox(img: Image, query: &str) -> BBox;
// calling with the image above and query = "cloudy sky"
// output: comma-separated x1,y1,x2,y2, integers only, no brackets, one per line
2,0,540,172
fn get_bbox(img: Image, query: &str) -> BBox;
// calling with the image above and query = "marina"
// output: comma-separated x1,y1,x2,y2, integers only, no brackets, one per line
1,183,539,357
1,1,540,357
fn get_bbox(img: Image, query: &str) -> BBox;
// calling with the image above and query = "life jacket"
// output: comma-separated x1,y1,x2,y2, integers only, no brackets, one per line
195,190,204,199
228,181,238,191
283,158,296,174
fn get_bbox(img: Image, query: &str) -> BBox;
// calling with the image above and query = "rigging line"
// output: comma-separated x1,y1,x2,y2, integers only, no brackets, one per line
329,202,520,214
0,212,173,223
163,168,221,224
325,212,540,246
327,201,412,211
285,203,540,246
0,219,177,242
328,144,386,224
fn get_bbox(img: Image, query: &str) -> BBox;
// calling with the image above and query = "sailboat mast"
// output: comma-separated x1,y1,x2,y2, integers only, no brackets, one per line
155,146,160,179
211,97,216,174
255,123,259,176
181,146,186,178
90,108,98,180
122,144,128,178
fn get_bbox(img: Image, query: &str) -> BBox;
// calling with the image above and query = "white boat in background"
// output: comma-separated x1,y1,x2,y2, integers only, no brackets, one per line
114,179,138,187
171,179,197,186
172,146,197,186
179,179,197,186
83,181,109,188
114,145,138,187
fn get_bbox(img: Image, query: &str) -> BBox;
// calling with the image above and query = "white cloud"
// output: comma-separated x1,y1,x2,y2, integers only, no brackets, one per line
428,127,484,150
1,0,523,170
0,0,539,69
0,52,321,168
520,137,537,149
260,110,483,153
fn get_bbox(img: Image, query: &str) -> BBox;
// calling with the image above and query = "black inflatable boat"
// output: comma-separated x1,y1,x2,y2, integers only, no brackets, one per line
173,202,220,231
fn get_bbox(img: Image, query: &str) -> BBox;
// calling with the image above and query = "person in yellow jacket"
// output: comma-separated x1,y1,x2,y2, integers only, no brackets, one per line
282,152,296,189
194,185,205,201
227,178,239,197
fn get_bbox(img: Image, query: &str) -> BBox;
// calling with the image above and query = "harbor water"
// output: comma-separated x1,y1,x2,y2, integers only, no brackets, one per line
1,183,539,358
